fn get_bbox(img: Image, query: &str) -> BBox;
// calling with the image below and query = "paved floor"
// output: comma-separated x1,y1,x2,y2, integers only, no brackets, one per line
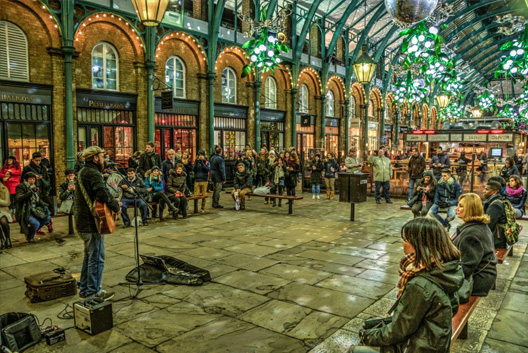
0,192,526,353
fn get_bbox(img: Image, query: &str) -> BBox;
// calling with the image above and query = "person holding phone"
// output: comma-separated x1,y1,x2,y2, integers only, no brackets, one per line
166,164,189,219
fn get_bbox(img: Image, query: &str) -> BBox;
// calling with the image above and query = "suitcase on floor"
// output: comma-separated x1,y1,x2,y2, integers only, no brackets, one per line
24,269,77,303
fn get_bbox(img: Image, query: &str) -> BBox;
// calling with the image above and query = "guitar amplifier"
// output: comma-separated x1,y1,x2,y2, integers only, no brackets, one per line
73,299,113,335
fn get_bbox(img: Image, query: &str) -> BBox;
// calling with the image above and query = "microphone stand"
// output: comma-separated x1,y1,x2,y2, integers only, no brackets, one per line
110,163,154,299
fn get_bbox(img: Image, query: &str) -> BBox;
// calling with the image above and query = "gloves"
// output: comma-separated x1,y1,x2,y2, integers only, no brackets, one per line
437,200,450,208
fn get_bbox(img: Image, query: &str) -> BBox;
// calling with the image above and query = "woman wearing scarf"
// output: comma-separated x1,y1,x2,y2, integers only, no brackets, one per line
284,152,300,199
505,175,527,218
145,166,178,220
350,218,463,353
410,170,437,217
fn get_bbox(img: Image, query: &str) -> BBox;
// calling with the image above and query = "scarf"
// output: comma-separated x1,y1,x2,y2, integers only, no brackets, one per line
506,184,524,198
397,253,425,299
273,164,285,184
422,183,431,205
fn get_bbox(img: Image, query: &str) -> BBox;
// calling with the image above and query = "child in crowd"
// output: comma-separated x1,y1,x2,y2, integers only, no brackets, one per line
310,154,324,200
231,162,252,210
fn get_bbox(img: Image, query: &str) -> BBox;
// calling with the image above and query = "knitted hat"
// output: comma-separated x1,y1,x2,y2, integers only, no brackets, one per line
423,170,434,178
24,171,37,180
83,146,104,159
198,150,206,156
151,166,160,171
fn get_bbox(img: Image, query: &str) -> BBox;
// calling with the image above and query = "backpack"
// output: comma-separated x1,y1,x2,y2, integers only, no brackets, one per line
492,199,521,246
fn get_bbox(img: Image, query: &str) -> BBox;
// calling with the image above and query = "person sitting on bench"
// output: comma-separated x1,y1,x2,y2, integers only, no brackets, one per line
505,175,527,218
483,181,508,249
453,193,498,302
231,162,252,211
428,169,462,233
166,164,189,219
119,168,149,228
144,166,178,220
349,217,463,353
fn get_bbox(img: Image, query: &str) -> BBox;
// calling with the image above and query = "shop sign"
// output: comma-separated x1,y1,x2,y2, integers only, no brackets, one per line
214,103,248,118
161,91,173,110
0,84,52,105
427,134,449,142
261,108,286,122
296,113,315,125
488,134,513,142
384,124,393,132
464,134,487,142
77,89,137,110
407,134,426,142
450,134,462,141
155,97,199,115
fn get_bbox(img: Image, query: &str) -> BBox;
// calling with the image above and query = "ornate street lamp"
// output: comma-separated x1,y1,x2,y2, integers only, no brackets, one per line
436,93,450,108
131,0,170,26
472,107,483,118
352,45,377,84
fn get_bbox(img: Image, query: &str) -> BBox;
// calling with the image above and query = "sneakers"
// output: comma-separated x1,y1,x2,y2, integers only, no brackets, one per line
317,195,320,200
386,200,393,204
312,194,316,200
47,220,53,233
376,200,381,204
36,229,46,236
96,290,115,301
200,209,206,213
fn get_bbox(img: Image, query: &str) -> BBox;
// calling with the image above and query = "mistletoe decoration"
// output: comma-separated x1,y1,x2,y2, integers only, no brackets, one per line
477,90,497,112
392,71,428,105
495,24,528,82
498,104,519,120
439,101,466,122
241,9,290,78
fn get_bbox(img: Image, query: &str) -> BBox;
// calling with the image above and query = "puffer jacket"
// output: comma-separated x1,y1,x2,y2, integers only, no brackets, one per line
434,177,462,206
16,182,48,236
20,161,51,197
118,176,147,199
362,260,464,353
167,169,188,194
233,169,252,190
412,179,436,201
324,159,339,178
500,165,519,180
368,155,393,182
505,185,527,215
144,170,164,194
0,163,21,194
193,159,210,182
310,160,324,183
74,161,120,233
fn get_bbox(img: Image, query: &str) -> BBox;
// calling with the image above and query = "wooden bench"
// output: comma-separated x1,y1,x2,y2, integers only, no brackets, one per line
226,191,303,214
451,296,481,344
126,195,210,220
495,246,513,264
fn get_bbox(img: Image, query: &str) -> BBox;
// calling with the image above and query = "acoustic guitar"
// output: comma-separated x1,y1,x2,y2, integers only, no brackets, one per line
93,201,117,234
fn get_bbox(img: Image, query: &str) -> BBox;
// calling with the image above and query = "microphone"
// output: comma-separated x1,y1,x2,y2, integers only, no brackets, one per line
105,161,120,167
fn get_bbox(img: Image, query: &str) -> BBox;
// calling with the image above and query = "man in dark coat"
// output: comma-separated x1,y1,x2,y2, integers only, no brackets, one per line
231,162,252,210
483,181,508,249
74,146,121,300
20,152,53,219
430,147,451,180
428,169,461,232
118,168,149,227
162,149,180,184
15,172,51,243
407,147,425,201
210,146,226,208
138,141,162,178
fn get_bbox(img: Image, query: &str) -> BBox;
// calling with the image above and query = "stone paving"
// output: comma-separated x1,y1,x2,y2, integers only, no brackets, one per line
0,192,526,353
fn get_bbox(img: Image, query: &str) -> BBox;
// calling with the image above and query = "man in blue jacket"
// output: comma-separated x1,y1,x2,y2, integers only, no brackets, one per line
428,169,462,232
430,147,451,180
210,146,226,209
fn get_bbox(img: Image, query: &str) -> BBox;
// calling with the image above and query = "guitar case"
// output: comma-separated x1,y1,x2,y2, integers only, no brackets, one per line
24,268,77,303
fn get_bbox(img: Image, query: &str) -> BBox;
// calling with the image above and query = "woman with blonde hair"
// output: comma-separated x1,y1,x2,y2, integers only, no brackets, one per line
454,193,497,300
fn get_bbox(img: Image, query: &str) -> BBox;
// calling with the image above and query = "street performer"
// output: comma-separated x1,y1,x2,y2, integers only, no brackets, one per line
74,146,121,300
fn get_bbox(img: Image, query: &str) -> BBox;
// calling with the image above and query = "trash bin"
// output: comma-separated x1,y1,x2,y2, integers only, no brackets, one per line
338,172,368,203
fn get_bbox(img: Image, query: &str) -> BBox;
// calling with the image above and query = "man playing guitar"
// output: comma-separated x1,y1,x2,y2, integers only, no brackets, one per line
74,146,121,300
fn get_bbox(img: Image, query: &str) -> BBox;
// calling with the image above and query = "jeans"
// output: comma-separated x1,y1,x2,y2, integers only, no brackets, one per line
27,214,51,240
514,208,522,219
312,184,321,194
375,181,391,201
78,232,105,296
408,178,420,200
120,197,148,226
428,204,457,227
213,182,223,207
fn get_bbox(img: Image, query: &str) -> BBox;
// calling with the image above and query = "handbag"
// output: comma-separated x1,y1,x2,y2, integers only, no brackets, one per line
32,206,49,220
58,199,74,214
253,186,270,195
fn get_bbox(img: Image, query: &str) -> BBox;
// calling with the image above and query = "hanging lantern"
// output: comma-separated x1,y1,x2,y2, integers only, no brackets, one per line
384,0,439,25
353,45,377,84
436,93,450,108
131,0,170,26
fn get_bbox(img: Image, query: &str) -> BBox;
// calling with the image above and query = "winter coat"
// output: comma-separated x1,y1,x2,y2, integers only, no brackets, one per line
0,182,12,223
430,153,451,177
59,180,75,201
167,170,188,194
500,165,519,180
483,194,508,249
266,157,278,181
128,157,139,171
453,221,498,296
20,161,51,197
74,160,85,174
408,155,426,179
345,156,362,173
362,260,464,353
210,154,226,183
270,163,286,186
368,155,393,182
162,158,180,183
413,179,436,202
324,159,339,178
310,160,324,184
434,178,462,206
233,169,252,190
138,152,162,178
256,156,269,177
0,163,21,194
193,159,210,182
505,186,527,215
284,160,300,188
118,176,147,199
478,154,488,172
144,171,165,194
455,156,471,173
15,182,48,236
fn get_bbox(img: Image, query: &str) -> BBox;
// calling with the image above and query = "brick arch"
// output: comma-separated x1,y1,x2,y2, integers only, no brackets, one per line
350,82,365,105
422,104,429,127
214,46,253,104
431,106,438,127
386,93,395,124
298,67,322,95
326,76,345,119
157,31,207,73
260,65,292,111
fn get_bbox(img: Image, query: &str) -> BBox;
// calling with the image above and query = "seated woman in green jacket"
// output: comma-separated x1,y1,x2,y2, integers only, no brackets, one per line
350,217,464,353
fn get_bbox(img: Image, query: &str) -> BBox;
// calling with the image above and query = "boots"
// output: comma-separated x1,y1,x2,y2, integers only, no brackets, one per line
325,191,330,200
330,191,335,200
152,205,158,219
317,194,320,200
312,194,316,200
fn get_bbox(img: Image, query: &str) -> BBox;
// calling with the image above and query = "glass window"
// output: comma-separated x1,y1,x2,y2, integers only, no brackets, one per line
299,84,309,113
326,90,335,117
165,56,186,98
103,126,133,167
221,67,237,104
0,21,29,81
7,123,50,168
368,99,374,117
265,77,277,109
92,42,119,90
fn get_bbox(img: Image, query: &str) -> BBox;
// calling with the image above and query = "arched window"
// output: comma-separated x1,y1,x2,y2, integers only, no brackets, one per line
326,90,335,117
349,96,356,121
368,99,375,117
92,42,119,90
299,84,309,113
221,67,236,104
0,21,29,81
265,76,277,109
165,56,186,98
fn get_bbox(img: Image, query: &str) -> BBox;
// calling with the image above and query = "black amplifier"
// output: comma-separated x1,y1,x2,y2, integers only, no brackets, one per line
73,299,113,335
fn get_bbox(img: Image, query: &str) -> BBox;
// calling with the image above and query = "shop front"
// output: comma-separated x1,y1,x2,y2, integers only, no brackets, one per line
383,124,392,148
155,97,199,160
324,117,339,158
367,121,379,152
296,113,315,162
260,108,285,152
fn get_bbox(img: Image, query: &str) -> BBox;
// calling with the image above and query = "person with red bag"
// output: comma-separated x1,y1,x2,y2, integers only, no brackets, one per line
0,156,21,211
